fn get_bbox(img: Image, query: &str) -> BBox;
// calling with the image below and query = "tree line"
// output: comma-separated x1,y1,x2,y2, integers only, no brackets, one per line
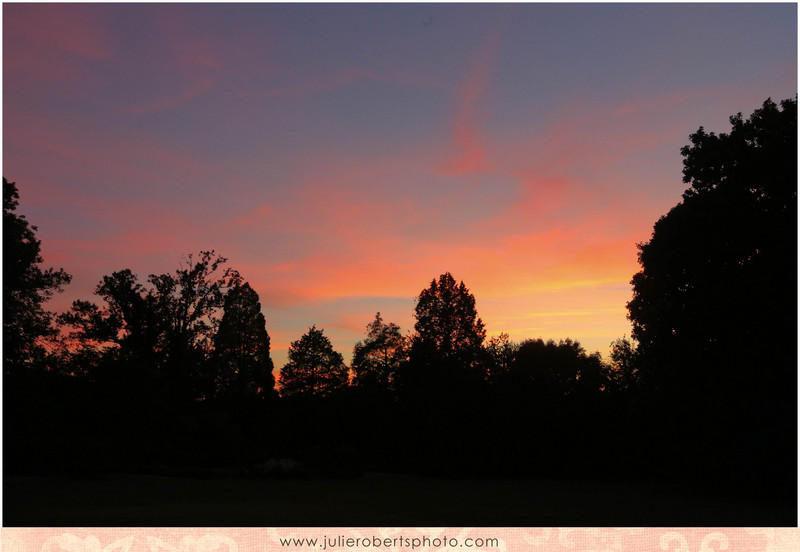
5,180,625,403
4,98,796,496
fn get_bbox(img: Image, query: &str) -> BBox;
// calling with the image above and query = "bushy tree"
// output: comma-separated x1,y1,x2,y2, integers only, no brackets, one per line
279,326,348,397
507,338,606,396
484,332,518,383
58,269,161,381
150,252,240,351
213,282,275,398
146,251,243,398
607,336,639,391
59,251,242,398
628,98,796,398
351,312,406,390
77,271,160,350
627,97,797,486
3,178,71,373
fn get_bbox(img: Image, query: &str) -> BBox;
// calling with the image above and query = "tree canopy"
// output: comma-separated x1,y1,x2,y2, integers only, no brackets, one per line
279,326,348,397
213,282,275,398
59,251,258,399
400,273,487,391
504,338,607,397
628,97,797,398
3,178,71,373
413,273,486,355
351,312,406,390
626,98,797,485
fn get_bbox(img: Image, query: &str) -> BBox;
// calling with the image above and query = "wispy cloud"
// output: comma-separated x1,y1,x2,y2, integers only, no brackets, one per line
3,4,116,95
439,25,505,175
4,4,116,62
120,77,216,115
240,67,447,100
117,9,225,114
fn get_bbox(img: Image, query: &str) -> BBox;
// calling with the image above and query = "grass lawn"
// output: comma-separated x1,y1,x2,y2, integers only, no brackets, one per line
4,472,794,526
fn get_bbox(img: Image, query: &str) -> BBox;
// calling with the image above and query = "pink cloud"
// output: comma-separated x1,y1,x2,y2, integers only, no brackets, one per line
208,117,649,310
233,63,448,101
115,9,227,114
438,26,504,175
4,4,115,62
119,77,215,115
610,86,732,118
3,4,115,95
229,205,274,230
8,109,228,187
177,83,740,344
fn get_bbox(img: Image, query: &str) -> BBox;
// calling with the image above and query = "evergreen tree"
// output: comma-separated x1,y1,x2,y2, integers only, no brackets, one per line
279,326,348,397
404,273,486,389
213,282,275,398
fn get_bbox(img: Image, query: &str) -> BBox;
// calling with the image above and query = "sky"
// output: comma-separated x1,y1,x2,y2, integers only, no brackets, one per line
3,3,797,371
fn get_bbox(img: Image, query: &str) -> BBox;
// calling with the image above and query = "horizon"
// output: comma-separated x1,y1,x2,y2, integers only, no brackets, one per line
3,3,796,372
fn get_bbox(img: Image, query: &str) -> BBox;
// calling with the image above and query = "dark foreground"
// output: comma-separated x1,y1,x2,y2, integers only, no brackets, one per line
4,473,794,526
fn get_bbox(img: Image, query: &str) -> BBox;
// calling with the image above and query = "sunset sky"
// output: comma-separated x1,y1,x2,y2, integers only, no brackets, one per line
3,3,796,370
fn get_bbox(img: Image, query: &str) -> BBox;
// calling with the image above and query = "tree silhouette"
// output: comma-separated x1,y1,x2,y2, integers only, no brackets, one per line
60,251,242,399
403,273,486,390
507,338,605,397
628,98,796,396
58,269,161,382
627,97,797,488
351,312,406,390
3,178,71,373
279,326,348,397
148,251,242,399
607,336,639,392
484,332,518,384
212,282,275,398
413,273,485,355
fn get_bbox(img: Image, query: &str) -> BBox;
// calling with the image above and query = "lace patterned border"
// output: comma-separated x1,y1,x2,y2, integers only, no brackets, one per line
2,528,800,552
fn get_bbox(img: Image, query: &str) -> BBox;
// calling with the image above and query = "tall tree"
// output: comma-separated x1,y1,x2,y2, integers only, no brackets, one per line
351,312,406,389
148,251,242,398
628,98,797,396
3,178,71,373
626,97,797,487
412,273,485,360
279,326,348,397
212,282,275,398
401,273,486,391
